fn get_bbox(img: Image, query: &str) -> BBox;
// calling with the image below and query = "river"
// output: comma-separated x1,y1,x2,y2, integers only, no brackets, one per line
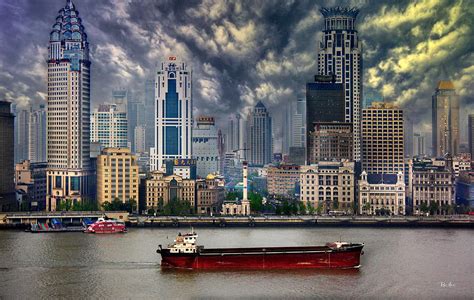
0,227,472,299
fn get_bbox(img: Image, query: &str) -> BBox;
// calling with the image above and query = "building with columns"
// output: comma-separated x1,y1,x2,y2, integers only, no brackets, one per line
46,0,94,211
150,57,192,171
359,171,406,215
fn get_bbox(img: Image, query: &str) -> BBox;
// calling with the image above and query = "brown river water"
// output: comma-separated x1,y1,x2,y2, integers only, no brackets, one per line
0,227,472,299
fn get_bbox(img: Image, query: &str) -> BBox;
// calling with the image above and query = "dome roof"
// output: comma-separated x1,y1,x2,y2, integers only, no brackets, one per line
50,0,87,42
206,173,216,180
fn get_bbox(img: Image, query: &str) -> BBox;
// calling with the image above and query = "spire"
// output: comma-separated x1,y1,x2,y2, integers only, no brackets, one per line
66,0,75,10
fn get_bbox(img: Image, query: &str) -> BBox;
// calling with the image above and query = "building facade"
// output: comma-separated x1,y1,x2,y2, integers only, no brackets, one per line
300,161,355,213
361,102,404,175
456,171,474,208
432,81,460,156
283,96,306,155
28,105,47,163
192,116,219,178
308,122,353,164
0,101,16,211
196,175,225,215
359,172,406,215
96,148,139,210
247,101,272,167
317,7,362,161
134,125,146,153
411,157,455,215
145,171,195,212
469,114,474,161
15,108,29,164
91,104,128,148
151,57,192,171
266,164,300,197
46,0,94,211
15,160,47,211
413,133,426,157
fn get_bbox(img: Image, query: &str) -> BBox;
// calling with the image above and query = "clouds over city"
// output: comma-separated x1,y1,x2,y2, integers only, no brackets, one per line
0,0,472,143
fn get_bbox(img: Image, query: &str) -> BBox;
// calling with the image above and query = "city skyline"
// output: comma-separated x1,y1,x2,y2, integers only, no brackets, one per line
0,0,473,149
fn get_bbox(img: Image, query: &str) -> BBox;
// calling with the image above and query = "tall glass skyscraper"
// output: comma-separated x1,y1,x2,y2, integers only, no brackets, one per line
318,7,362,161
432,81,459,157
150,57,192,171
46,0,94,210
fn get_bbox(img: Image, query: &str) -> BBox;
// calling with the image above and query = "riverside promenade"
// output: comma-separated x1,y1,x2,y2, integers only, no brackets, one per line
1,212,473,229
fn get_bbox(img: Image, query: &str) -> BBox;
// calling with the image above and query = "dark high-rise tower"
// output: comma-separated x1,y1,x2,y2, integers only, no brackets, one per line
432,81,459,157
46,0,94,210
0,101,16,211
318,7,362,161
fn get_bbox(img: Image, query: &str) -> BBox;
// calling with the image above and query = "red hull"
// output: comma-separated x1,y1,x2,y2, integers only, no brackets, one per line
85,220,126,234
158,245,364,269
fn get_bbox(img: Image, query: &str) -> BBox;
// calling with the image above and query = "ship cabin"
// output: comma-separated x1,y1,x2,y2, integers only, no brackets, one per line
169,231,199,254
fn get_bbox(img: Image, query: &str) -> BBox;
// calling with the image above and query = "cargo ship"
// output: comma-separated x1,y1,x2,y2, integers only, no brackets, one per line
84,218,127,234
157,231,364,269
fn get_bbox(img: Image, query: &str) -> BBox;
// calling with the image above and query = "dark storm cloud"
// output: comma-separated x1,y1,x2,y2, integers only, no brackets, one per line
0,0,472,148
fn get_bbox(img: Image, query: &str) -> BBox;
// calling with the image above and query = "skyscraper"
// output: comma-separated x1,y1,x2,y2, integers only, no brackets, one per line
247,101,272,166
413,133,426,157
432,80,460,156
14,108,29,163
226,114,241,152
192,116,220,178
91,104,128,148
283,96,306,155
134,125,146,154
0,101,16,211
306,75,345,163
46,0,94,211
318,7,362,161
28,105,47,163
469,114,474,159
144,79,155,152
361,102,404,175
150,57,192,171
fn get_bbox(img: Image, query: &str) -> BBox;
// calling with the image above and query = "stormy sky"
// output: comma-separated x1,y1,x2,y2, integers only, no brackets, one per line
0,0,473,149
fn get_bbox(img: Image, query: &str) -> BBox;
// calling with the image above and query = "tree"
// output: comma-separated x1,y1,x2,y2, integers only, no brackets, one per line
101,201,113,211
429,202,439,215
298,201,307,215
226,191,242,201
363,202,371,214
420,202,429,214
147,208,155,215
162,197,193,215
332,198,339,210
307,203,315,215
316,202,324,215
248,192,263,213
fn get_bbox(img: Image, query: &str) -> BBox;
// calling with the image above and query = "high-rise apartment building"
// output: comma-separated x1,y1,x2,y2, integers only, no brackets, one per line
46,0,94,211
247,101,272,167
91,104,128,148
283,97,306,155
432,81,460,156
361,102,404,175
150,57,192,171
192,116,220,178
308,122,353,164
15,108,29,164
0,101,16,211
28,105,47,163
134,125,146,153
318,7,362,161
468,114,474,160
413,133,426,157
96,148,139,210
226,114,241,153
144,79,155,152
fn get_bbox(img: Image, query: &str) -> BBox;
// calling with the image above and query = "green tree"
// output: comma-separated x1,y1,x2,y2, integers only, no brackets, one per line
101,201,113,211
363,202,371,214
332,198,339,210
226,191,242,201
420,202,429,214
298,201,306,214
307,203,315,215
316,202,324,215
162,197,193,215
147,208,155,215
429,202,439,215
248,192,263,213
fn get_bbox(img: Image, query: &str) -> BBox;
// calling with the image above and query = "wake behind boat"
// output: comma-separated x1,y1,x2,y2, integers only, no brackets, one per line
157,230,364,269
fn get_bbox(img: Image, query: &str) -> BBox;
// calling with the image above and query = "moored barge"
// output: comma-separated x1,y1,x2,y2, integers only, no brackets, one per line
157,231,364,269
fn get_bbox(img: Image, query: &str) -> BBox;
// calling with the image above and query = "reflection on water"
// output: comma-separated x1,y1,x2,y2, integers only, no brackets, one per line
0,228,473,299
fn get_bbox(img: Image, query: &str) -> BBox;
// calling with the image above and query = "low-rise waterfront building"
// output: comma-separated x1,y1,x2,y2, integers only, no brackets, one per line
196,174,225,215
145,171,195,212
14,160,47,211
358,171,405,215
300,161,355,214
456,171,474,208
266,164,300,197
411,157,455,215
97,148,139,210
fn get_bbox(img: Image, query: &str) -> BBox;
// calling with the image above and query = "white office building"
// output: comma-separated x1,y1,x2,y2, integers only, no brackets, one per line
193,116,220,178
91,104,128,149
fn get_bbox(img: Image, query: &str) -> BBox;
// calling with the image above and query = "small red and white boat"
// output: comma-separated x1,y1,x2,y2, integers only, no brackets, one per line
85,218,127,234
